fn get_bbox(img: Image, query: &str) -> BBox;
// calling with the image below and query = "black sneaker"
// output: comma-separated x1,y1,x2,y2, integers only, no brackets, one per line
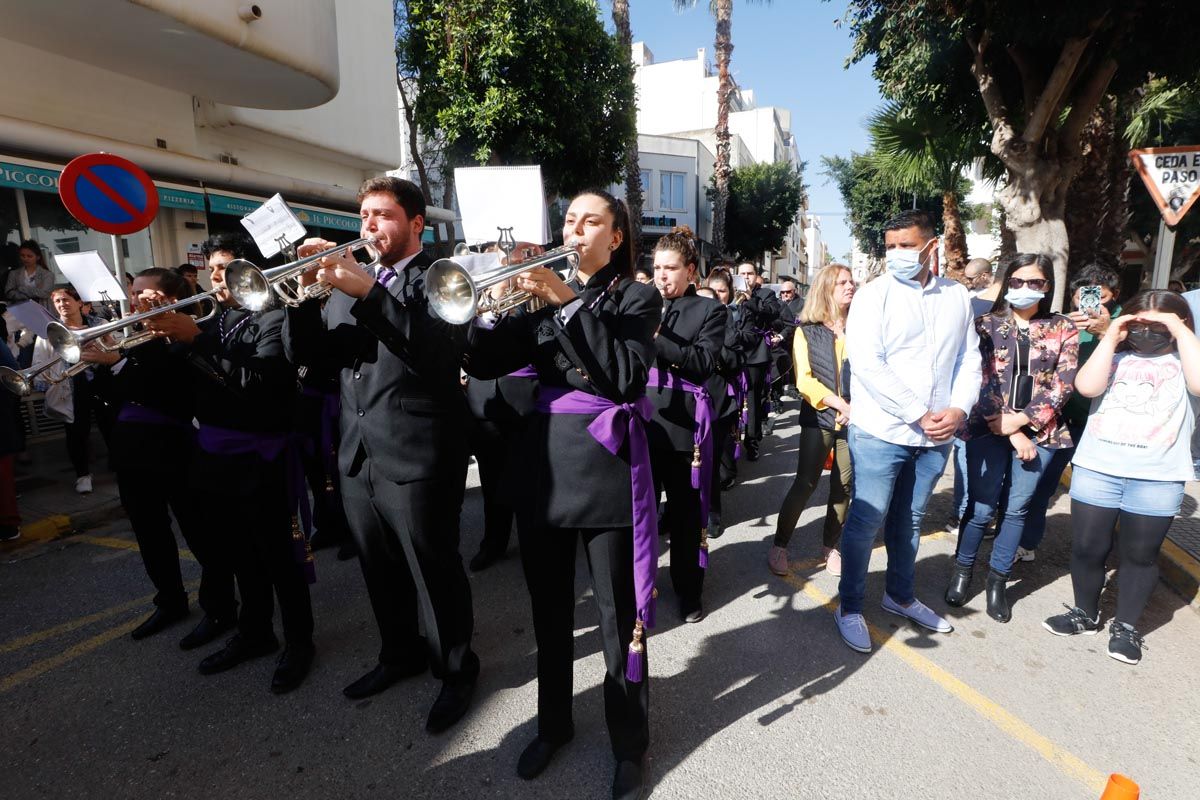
1106,620,1144,665
1042,605,1102,636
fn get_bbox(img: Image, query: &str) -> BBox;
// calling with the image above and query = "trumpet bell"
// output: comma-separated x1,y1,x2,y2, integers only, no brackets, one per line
425,259,480,325
47,322,82,365
224,259,273,312
0,367,31,397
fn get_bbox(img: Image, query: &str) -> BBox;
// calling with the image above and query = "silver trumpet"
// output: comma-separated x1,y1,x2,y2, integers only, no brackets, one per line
47,289,222,365
425,243,581,324
225,237,382,311
1,357,89,396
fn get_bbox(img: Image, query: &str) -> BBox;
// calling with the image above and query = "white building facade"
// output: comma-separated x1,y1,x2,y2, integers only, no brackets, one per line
0,0,421,285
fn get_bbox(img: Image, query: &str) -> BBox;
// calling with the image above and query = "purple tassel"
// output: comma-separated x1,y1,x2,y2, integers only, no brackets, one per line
699,546,709,570
626,647,644,683
734,441,744,460
691,464,701,489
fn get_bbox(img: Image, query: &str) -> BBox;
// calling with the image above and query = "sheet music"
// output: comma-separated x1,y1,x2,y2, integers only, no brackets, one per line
54,251,127,302
455,166,549,246
5,300,57,339
240,193,308,258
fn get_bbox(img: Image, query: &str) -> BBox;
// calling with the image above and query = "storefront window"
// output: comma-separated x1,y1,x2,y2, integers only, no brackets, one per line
24,190,153,285
0,188,21,285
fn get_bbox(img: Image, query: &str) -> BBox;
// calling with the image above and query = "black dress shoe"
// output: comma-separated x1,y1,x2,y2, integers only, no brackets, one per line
681,600,705,624
180,615,236,651
343,659,427,699
612,758,647,800
745,442,760,462
719,475,736,491
469,547,505,572
706,512,724,540
517,729,574,780
198,633,279,675
271,643,315,694
131,605,189,641
336,542,357,561
426,678,476,734
985,569,1012,623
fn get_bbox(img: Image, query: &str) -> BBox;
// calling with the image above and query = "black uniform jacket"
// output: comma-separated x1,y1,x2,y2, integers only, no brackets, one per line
646,287,726,453
464,263,661,529
712,304,745,420
188,307,298,496
283,251,468,484
109,338,196,472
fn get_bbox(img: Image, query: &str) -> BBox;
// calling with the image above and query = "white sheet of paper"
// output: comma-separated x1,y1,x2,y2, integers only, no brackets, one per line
732,275,749,293
455,166,549,246
451,252,502,277
240,193,308,259
54,251,127,302
5,300,57,339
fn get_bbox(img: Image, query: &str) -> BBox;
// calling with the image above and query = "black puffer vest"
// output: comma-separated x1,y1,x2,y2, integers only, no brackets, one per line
796,323,849,432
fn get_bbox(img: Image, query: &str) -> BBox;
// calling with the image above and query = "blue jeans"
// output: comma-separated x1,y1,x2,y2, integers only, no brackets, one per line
838,426,951,614
951,438,968,520
1018,445,1074,550
958,434,1054,573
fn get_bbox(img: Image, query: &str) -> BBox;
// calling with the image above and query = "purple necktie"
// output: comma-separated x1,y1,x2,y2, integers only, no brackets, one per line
376,267,397,288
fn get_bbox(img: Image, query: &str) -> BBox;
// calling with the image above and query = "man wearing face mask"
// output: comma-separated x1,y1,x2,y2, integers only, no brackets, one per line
833,210,982,653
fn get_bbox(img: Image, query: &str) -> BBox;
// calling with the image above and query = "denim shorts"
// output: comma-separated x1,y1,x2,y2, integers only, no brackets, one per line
1069,465,1185,517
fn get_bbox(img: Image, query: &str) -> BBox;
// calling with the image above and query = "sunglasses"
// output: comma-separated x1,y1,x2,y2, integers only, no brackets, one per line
1126,322,1169,335
1008,277,1049,290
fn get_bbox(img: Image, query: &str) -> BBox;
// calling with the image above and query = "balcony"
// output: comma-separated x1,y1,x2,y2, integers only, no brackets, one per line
0,0,340,109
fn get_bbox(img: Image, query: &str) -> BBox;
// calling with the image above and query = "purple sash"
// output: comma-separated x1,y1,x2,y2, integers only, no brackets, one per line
534,386,656,683
117,403,191,429
647,367,714,570
198,425,316,584
507,365,539,379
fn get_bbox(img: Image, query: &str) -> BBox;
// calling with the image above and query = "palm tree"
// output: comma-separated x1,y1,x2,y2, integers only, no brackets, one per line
674,0,769,257
612,0,644,261
867,101,987,277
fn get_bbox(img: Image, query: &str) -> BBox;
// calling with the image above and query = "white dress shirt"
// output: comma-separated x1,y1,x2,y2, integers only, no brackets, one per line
846,271,982,447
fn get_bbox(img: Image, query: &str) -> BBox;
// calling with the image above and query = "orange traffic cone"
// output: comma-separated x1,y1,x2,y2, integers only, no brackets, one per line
1100,774,1139,799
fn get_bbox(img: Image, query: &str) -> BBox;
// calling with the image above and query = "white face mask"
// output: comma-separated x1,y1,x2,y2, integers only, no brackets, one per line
885,239,935,282
1004,286,1044,310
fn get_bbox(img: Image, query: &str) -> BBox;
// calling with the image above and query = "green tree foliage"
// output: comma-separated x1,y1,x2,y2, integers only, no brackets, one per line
822,153,948,260
718,160,805,262
401,0,636,200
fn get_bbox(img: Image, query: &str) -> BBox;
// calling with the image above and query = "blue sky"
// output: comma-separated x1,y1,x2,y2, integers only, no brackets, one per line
599,0,882,260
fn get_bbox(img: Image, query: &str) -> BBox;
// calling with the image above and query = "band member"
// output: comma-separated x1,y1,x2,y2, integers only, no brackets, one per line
646,227,725,623
464,189,659,800
114,268,236,643
282,177,478,731
701,269,746,535
733,263,778,460
150,234,315,693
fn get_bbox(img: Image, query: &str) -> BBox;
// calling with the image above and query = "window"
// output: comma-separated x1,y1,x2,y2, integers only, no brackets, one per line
640,169,652,207
660,171,686,211
25,191,153,284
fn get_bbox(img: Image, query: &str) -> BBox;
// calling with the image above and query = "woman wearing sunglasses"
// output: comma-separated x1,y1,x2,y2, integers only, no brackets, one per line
945,254,1078,622
1044,290,1200,665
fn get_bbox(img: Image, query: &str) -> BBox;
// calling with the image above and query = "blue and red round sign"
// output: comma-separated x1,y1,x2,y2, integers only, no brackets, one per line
59,153,159,235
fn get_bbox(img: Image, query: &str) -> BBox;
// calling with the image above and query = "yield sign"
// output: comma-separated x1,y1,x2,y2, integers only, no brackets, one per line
1130,145,1200,227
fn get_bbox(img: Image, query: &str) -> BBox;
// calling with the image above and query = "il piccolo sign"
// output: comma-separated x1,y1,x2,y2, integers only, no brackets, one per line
1130,145,1200,227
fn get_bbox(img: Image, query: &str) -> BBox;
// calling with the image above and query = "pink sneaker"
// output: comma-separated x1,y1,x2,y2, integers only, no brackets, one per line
768,545,789,576
824,548,842,577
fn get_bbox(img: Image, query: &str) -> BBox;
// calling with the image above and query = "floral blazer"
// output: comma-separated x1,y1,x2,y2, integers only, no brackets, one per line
961,312,1079,449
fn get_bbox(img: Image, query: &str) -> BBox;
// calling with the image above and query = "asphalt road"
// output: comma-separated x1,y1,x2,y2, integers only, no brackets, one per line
2,399,1198,800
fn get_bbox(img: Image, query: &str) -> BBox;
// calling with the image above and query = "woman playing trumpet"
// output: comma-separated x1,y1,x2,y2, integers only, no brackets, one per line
464,189,659,800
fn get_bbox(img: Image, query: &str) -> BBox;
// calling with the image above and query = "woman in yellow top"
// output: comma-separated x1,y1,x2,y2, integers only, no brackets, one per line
768,264,856,577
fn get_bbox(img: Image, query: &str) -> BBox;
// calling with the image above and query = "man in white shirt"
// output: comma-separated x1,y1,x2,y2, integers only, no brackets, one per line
834,211,982,653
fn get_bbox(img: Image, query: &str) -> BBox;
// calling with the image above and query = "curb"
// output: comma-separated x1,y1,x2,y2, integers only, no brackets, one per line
8,499,126,547
1159,538,1200,613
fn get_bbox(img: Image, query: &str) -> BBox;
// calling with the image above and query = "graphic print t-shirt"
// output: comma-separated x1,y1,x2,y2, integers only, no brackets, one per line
1073,351,1196,481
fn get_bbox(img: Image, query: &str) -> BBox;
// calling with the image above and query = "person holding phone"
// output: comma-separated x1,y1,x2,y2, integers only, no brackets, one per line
945,254,1078,621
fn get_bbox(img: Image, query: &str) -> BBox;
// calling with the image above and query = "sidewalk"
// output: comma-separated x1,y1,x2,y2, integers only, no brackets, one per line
1162,483,1200,610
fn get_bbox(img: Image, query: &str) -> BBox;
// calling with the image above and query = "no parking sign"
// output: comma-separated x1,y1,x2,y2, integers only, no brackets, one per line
58,153,159,235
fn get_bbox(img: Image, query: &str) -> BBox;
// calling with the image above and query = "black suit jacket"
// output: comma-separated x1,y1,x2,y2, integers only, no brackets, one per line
465,264,661,528
646,288,727,453
282,251,469,484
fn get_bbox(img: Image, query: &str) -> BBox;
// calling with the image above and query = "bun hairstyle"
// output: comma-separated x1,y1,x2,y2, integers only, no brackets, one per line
576,188,634,279
653,225,699,268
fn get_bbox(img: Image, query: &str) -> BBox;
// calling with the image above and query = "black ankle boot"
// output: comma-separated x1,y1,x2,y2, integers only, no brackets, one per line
944,563,973,607
985,570,1011,623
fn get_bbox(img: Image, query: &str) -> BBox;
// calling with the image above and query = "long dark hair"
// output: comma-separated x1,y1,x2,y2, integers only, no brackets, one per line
19,239,47,270
576,188,634,279
1116,290,1195,353
990,253,1054,318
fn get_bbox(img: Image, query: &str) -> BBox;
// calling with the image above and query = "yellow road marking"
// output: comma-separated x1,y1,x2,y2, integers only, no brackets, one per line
0,616,144,693
780,570,1108,794
0,593,155,655
75,534,196,562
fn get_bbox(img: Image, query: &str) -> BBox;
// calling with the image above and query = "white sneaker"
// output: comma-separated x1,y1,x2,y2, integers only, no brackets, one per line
834,605,872,653
881,594,953,633
75,475,93,494
1013,547,1036,563
823,547,842,577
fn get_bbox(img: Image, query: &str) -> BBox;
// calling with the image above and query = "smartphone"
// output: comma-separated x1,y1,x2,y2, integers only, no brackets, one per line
1078,285,1102,317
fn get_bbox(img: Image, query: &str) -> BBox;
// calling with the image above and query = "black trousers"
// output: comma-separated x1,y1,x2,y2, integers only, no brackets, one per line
340,459,477,682
518,522,649,761
744,364,767,445
65,375,113,477
221,465,313,646
118,461,235,618
470,418,520,557
298,395,350,545
711,415,736,511
652,449,704,606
